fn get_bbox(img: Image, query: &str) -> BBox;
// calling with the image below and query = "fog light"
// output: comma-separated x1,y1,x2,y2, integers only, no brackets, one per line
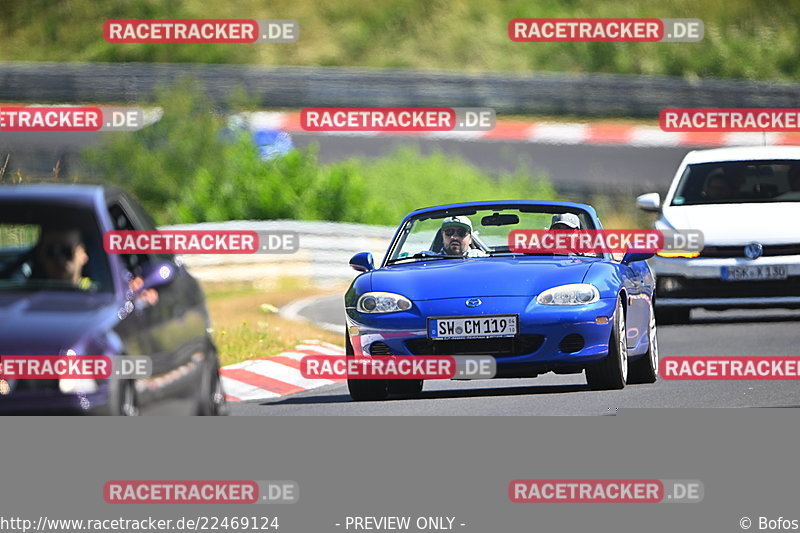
658,276,683,293
595,316,609,324
348,326,360,336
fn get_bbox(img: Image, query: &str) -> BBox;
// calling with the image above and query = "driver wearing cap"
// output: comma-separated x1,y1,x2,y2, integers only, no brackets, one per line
439,216,485,257
549,213,581,230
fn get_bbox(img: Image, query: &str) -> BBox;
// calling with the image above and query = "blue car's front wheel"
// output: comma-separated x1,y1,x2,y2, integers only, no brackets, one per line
585,298,628,390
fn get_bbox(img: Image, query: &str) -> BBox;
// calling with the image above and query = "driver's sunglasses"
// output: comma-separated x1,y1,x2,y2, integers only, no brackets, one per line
44,244,76,261
444,228,469,238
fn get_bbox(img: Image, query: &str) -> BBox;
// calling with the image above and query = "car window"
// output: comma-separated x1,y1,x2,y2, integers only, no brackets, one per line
0,203,113,293
122,194,175,263
0,224,40,251
108,202,150,277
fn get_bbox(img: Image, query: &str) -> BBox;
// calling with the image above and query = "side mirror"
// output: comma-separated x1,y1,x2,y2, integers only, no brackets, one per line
636,192,661,212
621,251,655,265
349,252,374,272
140,261,176,290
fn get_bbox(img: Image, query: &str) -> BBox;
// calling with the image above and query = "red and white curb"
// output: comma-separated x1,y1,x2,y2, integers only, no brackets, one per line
250,112,800,148
220,340,345,402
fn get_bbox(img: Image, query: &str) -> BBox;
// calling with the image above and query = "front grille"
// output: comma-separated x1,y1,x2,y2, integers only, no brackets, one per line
657,276,800,299
700,244,800,258
368,342,393,355
405,335,545,357
558,334,585,353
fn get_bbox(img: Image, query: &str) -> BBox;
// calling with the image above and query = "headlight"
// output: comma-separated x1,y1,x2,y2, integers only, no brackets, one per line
536,284,600,305
357,292,413,313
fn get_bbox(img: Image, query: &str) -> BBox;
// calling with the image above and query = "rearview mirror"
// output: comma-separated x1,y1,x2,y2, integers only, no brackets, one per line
621,251,655,265
481,212,520,226
140,261,176,290
636,193,661,212
349,252,374,272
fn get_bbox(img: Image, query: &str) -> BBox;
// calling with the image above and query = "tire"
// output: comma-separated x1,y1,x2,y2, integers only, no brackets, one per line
585,297,628,390
628,301,659,384
388,379,424,395
196,344,228,416
110,379,139,416
345,330,388,401
656,306,690,325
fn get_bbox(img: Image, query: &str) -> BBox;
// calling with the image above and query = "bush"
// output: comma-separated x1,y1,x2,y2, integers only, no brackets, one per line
81,82,557,226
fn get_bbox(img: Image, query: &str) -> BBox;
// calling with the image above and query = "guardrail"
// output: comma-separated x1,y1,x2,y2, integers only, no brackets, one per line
163,220,394,286
2,62,800,117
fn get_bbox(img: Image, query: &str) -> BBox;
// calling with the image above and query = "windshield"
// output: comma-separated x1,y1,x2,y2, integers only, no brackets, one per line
671,160,800,206
0,202,113,293
386,206,599,264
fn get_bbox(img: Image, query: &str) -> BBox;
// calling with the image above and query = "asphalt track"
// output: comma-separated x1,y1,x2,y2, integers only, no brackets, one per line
297,134,690,194
230,294,800,416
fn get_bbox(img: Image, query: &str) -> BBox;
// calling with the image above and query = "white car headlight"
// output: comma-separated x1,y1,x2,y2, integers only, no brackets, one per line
357,292,413,313
536,283,600,305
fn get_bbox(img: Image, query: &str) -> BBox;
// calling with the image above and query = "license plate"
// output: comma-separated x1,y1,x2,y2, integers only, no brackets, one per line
721,265,788,281
428,315,518,340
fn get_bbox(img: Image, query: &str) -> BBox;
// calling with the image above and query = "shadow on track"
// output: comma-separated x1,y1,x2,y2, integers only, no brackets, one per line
258,382,594,407
663,310,800,327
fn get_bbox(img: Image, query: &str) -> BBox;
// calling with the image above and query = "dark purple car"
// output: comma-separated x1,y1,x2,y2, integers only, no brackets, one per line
0,184,226,415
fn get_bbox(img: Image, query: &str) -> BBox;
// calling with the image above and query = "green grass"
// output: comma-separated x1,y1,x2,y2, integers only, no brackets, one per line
3,0,800,81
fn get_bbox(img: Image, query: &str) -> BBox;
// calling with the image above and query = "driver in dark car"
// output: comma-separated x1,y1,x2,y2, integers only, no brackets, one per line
34,227,93,289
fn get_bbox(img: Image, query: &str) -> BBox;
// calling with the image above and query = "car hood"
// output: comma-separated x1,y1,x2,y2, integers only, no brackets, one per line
0,291,118,354
660,203,800,245
372,257,596,300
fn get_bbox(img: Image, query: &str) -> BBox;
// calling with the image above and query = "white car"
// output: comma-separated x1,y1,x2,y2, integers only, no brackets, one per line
637,146,800,324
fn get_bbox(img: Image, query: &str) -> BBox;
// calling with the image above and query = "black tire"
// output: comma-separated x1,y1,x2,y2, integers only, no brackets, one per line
655,306,690,325
388,379,424,395
345,330,388,401
585,298,628,390
628,301,659,384
196,343,228,416
110,379,139,416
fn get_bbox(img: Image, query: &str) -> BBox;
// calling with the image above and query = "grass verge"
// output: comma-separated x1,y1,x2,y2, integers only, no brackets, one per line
203,278,344,367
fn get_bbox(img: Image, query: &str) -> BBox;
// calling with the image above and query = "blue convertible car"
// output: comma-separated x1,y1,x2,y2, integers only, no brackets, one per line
344,201,658,401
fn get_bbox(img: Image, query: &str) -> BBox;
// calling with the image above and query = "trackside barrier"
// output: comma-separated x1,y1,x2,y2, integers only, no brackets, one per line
2,62,800,117
161,220,394,286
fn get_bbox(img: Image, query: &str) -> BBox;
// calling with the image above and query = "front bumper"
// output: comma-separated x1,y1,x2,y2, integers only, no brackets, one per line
650,254,800,308
346,296,618,374
0,381,111,414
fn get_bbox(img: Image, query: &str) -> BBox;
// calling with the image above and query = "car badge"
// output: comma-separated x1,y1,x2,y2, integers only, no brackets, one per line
465,298,482,307
744,242,763,260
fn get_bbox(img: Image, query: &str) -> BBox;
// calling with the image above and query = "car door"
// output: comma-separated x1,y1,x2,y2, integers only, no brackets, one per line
106,195,207,405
